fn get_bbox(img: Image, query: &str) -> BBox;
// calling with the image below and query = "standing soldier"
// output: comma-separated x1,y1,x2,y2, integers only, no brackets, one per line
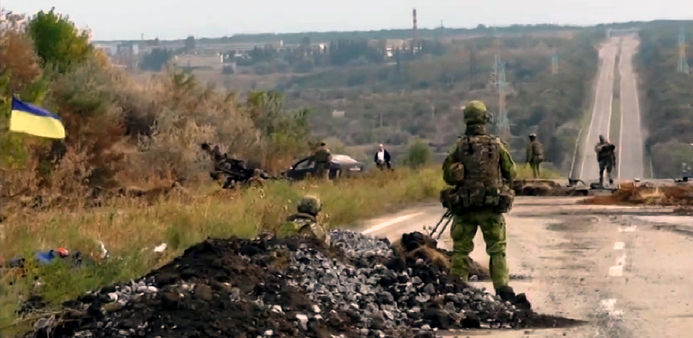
277,195,329,244
526,133,544,178
595,135,616,186
312,141,332,181
441,100,528,307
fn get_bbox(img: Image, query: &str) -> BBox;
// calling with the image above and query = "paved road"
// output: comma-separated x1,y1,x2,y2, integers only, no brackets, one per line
617,36,646,180
359,198,693,337
579,39,619,181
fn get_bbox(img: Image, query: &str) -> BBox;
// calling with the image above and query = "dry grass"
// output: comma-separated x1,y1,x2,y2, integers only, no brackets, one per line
0,168,444,334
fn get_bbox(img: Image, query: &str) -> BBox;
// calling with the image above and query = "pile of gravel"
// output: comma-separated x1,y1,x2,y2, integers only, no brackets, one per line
25,231,579,338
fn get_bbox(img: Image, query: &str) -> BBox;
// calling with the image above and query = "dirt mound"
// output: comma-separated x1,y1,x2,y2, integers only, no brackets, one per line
584,182,693,206
28,236,358,338
25,232,583,338
512,179,589,197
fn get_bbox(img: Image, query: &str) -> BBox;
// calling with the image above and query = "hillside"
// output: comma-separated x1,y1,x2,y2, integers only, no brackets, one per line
637,21,693,178
277,32,599,172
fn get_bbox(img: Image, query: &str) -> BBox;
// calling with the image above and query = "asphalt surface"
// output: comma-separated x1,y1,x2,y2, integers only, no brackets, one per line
579,38,618,181
359,197,693,337
579,36,647,182
617,36,646,180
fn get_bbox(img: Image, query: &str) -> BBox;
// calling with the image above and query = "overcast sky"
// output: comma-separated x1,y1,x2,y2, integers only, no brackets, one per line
5,0,690,41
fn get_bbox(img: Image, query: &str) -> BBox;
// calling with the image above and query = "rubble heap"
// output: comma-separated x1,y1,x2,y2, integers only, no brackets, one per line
26,231,581,338
511,179,589,197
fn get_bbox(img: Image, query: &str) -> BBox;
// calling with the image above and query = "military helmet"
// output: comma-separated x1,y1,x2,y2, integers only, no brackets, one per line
463,100,489,125
297,195,322,216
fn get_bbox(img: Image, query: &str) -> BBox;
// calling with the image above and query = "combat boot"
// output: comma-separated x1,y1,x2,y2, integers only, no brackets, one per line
496,285,532,310
496,285,516,302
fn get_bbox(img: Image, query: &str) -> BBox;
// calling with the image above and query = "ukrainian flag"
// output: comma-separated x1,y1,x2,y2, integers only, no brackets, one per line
10,97,66,139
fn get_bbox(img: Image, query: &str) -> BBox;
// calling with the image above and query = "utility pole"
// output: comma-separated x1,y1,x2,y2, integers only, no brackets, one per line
412,8,418,53
495,55,510,141
678,27,689,74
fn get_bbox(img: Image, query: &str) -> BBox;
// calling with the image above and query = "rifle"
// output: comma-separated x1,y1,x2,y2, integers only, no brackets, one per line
427,210,454,240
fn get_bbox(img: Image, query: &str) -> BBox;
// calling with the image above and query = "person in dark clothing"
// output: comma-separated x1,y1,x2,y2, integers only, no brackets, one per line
595,135,616,186
374,144,392,170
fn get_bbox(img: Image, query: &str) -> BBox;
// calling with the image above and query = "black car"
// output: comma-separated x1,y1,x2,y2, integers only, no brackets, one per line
282,154,366,181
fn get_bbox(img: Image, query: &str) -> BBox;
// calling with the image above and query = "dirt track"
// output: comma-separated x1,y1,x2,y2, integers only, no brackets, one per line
359,197,693,337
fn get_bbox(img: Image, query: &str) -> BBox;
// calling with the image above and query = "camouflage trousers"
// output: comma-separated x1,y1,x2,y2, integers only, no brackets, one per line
450,210,509,290
599,159,614,185
315,162,330,180
529,161,541,178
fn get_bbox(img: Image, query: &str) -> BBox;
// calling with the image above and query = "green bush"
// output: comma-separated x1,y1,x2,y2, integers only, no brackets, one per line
402,138,432,169
27,8,93,73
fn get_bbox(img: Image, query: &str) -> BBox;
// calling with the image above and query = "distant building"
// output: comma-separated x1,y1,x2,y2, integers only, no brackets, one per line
94,43,118,56
173,53,223,69
332,110,346,118
117,42,139,56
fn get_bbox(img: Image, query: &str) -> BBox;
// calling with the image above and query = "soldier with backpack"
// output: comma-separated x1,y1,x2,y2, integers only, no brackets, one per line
440,100,529,308
526,133,544,178
595,135,616,187
311,142,332,181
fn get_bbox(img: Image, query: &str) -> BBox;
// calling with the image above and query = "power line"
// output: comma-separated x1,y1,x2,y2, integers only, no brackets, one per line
678,27,689,74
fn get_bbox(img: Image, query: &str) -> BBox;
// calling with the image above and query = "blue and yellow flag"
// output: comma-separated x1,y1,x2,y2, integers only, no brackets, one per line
10,97,66,139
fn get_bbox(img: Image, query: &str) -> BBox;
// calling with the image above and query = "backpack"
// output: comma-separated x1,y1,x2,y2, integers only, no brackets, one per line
441,135,514,214
531,142,544,162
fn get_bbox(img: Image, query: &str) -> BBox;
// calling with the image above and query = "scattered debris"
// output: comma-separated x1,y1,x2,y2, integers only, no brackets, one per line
201,143,275,189
153,243,167,253
511,179,589,196
24,231,582,338
583,182,693,206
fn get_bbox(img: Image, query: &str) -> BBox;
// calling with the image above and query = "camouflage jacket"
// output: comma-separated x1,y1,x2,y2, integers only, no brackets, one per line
312,147,332,163
526,141,544,163
277,213,328,243
442,134,517,187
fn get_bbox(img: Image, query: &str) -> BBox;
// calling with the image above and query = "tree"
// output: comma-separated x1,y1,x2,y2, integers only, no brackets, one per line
140,48,173,71
403,138,432,169
184,35,196,52
27,8,93,73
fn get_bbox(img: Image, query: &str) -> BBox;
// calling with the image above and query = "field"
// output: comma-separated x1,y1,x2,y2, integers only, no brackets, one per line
0,169,444,333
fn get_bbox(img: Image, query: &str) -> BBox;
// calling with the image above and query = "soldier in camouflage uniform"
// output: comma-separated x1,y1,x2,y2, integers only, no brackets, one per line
595,135,616,187
441,100,525,304
312,142,332,181
277,195,329,244
526,133,544,178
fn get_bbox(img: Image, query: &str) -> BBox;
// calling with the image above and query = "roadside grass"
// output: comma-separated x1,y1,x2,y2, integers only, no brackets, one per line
515,163,564,179
0,163,555,335
0,168,445,334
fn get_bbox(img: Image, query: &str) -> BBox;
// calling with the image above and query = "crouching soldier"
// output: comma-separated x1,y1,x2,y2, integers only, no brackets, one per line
277,195,329,244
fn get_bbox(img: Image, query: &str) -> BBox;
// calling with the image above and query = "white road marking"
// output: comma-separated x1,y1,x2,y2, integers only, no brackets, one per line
615,254,627,266
613,242,625,250
362,212,424,234
579,55,607,179
609,253,627,277
618,225,637,232
609,265,624,277
599,299,624,319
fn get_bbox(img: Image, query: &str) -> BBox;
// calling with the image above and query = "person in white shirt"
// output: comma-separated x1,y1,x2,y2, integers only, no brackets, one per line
374,144,392,170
